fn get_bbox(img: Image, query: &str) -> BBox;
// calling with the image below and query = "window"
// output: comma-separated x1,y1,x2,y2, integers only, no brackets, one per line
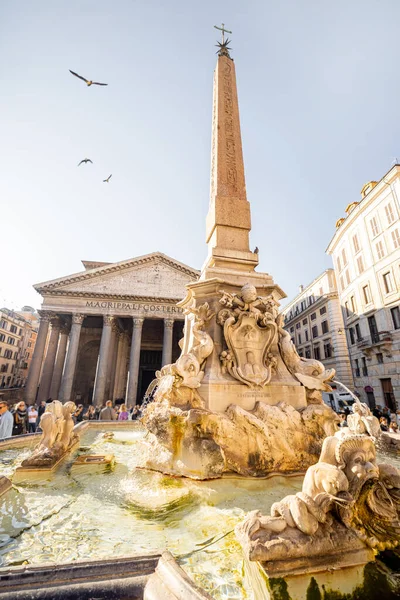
357,256,364,274
385,203,395,225
10,325,17,334
350,295,357,313
310,313,316,321
302,319,307,326
363,285,372,305
25,352,30,359
305,330,309,341
300,300,306,311
298,333,302,344
28,341,32,348
320,307,327,315
376,240,385,260
354,359,360,377
355,323,362,341
342,248,348,266
368,315,379,343
362,357,368,376
345,269,351,285
305,347,311,359
309,295,315,305
370,217,379,237
324,343,332,358
383,271,394,294
19,328,22,335
391,306,400,330
0,334,4,343
291,337,295,345
7,337,15,345
0,320,7,330
337,256,342,272
298,350,303,357
14,351,18,359
321,320,329,334
392,228,400,249
312,325,318,339
0,364,8,373
352,234,360,254
349,327,355,345
377,353,384,364
4,350,12,359
345,301,350,317
296,323,301,329
314,345,321,360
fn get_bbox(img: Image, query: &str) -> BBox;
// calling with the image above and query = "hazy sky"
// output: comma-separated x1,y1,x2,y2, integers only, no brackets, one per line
2,1,400,311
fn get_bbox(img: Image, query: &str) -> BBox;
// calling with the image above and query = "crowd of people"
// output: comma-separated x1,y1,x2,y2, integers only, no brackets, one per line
337,404,400,433
0,398,143,439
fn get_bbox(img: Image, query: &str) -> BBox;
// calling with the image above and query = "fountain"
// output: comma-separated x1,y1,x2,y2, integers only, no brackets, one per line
1,34,399,600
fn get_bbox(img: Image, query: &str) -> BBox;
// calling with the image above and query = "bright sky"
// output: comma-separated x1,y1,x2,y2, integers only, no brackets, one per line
2,1,400,311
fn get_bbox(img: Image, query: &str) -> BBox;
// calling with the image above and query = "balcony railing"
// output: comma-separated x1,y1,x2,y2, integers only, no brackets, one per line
356,331,393,351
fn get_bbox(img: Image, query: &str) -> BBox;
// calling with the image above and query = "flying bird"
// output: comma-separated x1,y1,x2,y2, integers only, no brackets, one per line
69,70,108,86
77,158,93,166
103,174,112,183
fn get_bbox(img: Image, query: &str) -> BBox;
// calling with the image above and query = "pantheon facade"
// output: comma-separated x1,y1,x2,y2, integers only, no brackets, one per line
24,253,199,407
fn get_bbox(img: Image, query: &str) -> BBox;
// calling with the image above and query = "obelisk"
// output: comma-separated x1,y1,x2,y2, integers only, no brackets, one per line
202,38,268,285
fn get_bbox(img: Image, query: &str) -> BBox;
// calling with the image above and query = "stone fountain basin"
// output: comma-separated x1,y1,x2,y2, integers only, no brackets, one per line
0,422,399,600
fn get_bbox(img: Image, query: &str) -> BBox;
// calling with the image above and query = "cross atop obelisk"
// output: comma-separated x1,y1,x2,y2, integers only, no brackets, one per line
214,22,232,44
201,26,260,282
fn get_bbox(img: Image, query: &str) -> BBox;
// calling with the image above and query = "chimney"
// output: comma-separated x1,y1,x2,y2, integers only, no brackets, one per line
299,284,304,293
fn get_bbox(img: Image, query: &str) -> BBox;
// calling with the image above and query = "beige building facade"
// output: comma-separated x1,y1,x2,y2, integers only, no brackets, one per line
327,165,400,410
24,252,199,407
0,308,38,388
282,269,353,390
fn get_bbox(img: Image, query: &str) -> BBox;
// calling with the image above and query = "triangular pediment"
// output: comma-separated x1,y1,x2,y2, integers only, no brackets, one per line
35,253,199,301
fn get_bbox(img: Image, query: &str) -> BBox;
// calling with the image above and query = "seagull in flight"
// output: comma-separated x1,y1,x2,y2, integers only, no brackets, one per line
103,174,112,183
77,158,93,166
69,70,108,87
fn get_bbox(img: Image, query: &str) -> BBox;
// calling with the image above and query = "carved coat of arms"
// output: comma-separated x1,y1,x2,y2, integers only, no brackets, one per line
217,284,278,388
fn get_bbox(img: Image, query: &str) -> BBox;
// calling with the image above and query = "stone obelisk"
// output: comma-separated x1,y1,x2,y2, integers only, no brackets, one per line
201,41,279,290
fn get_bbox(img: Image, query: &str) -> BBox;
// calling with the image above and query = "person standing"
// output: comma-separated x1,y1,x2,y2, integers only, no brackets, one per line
12,401,29,436
83,405,96,420
118,404,129,421
99,401,117,421
28,405,38,433
0,401,14,439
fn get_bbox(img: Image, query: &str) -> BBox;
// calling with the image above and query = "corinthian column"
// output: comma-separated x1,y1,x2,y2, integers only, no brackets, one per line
105,321,119,401
162,319,174,366
24,311,53,405
93,315,114,406
126,318,144,407
59,314,85,402
49,324,70,399
37,317,62,402
113,332,129,399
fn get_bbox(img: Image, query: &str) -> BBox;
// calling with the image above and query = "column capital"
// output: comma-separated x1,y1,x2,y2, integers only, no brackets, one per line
72,313,85,325
103,315,115,327
164,318,175,329
50,316,63,331
133,317,144,329
38,310,55,322
111,320,120,334
60,323,71,335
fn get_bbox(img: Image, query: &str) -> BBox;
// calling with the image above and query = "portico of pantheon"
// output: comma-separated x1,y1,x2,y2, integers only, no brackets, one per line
24,253,199,407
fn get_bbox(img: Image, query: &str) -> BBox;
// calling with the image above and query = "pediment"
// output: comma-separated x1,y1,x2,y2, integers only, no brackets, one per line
35,253,199,301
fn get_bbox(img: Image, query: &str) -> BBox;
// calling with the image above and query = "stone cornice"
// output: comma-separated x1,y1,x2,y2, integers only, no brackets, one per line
34,252,200,293
39,291,184,304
